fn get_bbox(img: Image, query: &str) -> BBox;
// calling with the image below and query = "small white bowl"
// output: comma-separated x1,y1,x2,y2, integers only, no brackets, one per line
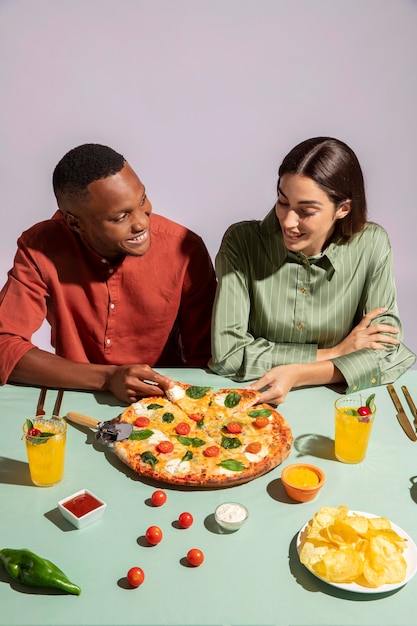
215,502,249,532
58,489,106,529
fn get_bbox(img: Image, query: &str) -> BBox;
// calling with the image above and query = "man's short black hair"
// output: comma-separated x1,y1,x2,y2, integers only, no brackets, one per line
53,143,125,201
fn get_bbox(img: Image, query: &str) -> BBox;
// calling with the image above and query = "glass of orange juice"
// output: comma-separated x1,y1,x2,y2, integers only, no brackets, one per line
23,415,67,486
334,393,376,463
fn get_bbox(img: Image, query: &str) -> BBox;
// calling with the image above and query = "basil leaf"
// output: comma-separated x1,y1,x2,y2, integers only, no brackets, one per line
25,419,34,431
344,408,360,416
147,403,164,410
224,392,241,408
248,408,272,418
221,435,241,449
181,450,193,462
177,435,206,448
185,386,212,399
38,432,55,439
128,429,154,440
140,451,159,469
218,459,246,472
366,393,376,412
162,412,175,423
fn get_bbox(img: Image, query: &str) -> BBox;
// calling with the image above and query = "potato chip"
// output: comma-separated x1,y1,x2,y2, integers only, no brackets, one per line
299,506,408,588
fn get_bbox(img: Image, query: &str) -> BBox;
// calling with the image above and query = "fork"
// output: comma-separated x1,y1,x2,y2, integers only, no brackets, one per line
36,388,64,417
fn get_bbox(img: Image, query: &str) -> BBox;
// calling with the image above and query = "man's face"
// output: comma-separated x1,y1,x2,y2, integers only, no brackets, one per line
62,163,152,260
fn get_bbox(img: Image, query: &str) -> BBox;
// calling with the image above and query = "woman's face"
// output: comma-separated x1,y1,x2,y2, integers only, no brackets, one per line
275,173,350,256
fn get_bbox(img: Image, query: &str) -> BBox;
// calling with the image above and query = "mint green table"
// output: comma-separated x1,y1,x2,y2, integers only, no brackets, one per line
1,368,417,626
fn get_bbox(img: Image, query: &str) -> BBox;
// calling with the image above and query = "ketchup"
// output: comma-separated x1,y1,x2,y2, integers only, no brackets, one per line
62,492,103,518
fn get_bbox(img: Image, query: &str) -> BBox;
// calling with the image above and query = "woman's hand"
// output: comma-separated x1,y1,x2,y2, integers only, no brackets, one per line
247,364,302,405
318,307,400,361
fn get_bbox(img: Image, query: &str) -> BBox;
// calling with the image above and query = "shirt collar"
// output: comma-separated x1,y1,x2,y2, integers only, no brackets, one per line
259,208,339,277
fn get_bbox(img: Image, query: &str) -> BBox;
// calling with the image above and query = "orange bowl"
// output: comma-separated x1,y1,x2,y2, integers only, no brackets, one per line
281,463,325,502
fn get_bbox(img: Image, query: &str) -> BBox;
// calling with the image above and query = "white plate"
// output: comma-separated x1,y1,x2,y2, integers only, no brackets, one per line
297,510,417,593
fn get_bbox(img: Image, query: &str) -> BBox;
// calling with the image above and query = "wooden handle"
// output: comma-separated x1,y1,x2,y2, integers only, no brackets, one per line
65,411,100,429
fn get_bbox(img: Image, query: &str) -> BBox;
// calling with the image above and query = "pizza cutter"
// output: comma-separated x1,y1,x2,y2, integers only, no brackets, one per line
66,412,133,443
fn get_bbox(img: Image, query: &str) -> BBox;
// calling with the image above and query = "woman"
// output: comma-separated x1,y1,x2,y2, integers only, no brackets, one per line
209,137,415,404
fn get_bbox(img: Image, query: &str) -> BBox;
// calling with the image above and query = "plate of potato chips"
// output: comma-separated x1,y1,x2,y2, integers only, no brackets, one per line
297,505,417,593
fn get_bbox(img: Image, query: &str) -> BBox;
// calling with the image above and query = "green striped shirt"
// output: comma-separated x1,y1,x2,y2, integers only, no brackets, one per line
209,209,415,393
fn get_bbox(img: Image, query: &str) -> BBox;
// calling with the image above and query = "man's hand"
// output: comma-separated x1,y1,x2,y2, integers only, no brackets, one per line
105,364,174,404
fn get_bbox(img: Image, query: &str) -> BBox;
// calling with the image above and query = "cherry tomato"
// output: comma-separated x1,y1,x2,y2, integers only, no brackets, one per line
187,548,204,566
226,421,243,434
176,422,191,435
189,413,204,422
151,490,167,506
254,416,269,428
358,406,371,416
245,441,262,454
145,525,163,545
156,440,174,454
203,445,220,458
178,512,193,528
134,416,150,428
127,566,145,587
27,427,41,437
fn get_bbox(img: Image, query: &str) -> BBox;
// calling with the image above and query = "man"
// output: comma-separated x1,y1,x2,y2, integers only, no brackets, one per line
0,143,217,403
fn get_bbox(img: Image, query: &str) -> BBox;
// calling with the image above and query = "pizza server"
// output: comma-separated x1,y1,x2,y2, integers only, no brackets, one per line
66,412,133,443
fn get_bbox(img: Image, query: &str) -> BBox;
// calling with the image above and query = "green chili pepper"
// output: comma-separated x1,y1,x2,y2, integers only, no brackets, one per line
0,548,81,595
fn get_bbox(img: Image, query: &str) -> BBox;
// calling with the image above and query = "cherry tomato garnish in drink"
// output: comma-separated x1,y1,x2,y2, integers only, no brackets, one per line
203,445,220,457
151,490,167,506
226,421,243,434
358,406,371,416
145,525,163,545
178,512,193,528
27,427,41,437
134,416,150,428
156,440,174,454
187,548,204,566
176,422,191,435
127,566,145,587
254,416,269,428
245,441,262,454
189,413,204,422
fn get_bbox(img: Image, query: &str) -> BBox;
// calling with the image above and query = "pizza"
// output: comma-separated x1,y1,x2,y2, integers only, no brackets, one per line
113,382,293,487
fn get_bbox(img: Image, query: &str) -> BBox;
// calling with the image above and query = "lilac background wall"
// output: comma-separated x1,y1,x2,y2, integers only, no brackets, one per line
1,0,416,361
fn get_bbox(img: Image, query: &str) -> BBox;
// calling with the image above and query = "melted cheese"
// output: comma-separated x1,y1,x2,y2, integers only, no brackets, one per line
168,385,186,401
244,446,267,463
164,458,191,475
213,393,227,407
147,429,168,445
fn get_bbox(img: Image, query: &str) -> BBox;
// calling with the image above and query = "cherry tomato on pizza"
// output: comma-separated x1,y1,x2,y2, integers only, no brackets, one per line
134,416,150,428
156,440,174,454
226,421,243,434
245,441,262,454
151,490,167,506
175,422,191,435
254,416,269,428
189,413,204,422
127,567,145,587
145,525,163,545
178,512,193,528
187,548,204,566
203,445,220,457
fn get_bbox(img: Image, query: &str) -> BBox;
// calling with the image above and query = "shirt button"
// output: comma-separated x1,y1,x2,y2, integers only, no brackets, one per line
297,323,304,330
109,268,114,274
106,338,111,345
300,287,307,294
101,258,107,264
353,385,358,391
110,303,115,310
371,377,376,384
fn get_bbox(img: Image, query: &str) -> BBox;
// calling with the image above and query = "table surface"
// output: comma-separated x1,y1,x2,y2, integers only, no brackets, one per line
2,368,417,626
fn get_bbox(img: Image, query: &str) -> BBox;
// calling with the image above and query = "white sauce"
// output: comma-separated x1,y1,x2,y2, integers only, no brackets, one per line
213,393,227,407
168,385,186,401
132,401,150,414
216,503,247,523
165,458,191,475
147,429,168,445
244,446,267,463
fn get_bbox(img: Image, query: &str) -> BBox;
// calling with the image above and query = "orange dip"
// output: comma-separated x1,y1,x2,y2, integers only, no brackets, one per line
285,467,319,488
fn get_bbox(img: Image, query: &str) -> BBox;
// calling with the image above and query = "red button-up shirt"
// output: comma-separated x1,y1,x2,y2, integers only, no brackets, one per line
0,211,216,384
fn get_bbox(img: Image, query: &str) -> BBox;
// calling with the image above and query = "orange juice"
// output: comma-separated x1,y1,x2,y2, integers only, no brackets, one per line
23,417,66,486
334,395,376,463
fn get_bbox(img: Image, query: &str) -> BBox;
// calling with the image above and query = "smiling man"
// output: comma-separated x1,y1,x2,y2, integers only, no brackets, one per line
0,143,217,403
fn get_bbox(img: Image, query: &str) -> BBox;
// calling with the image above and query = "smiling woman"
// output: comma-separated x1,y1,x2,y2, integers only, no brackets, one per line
209,137,415,405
